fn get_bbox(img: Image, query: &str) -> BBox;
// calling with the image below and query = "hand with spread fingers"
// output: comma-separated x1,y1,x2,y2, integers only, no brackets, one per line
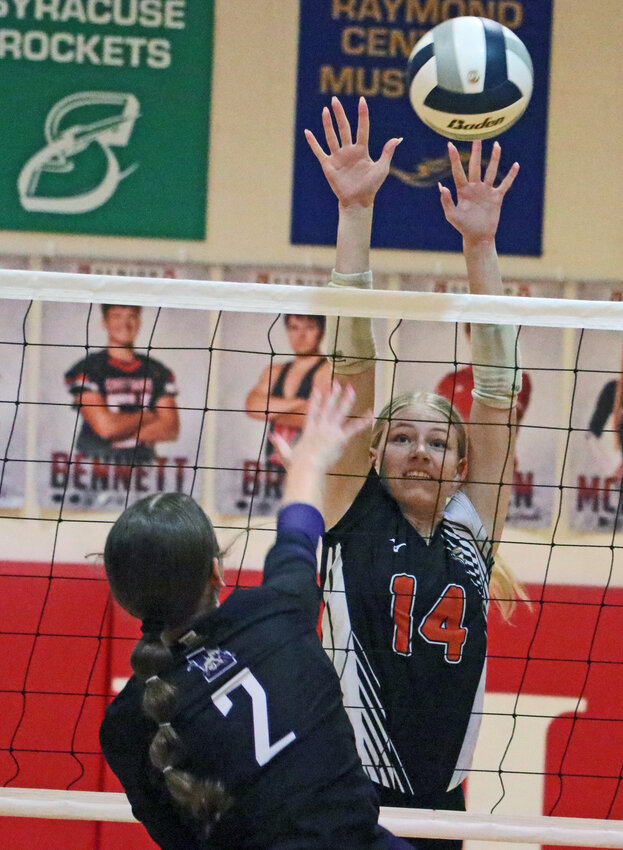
305,96,401,210
438,139,519,247
270,385,372,483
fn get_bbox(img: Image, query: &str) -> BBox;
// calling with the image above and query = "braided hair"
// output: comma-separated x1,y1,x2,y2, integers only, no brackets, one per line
104,492,232,837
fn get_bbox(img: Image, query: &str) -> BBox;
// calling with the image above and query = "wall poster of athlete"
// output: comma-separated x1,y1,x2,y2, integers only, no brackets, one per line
35,278,213,511
0,259,31,507
566,281,623,532
395,275,564,529
214,265,392,516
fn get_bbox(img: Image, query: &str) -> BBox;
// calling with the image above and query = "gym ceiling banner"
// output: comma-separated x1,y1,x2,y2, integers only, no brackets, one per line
0,0,214,239
291,0,552,255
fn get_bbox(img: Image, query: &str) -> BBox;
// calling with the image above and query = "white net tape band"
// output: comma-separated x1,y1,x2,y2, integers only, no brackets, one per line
1,790,623,846
380,808,623,846
1,267,622,330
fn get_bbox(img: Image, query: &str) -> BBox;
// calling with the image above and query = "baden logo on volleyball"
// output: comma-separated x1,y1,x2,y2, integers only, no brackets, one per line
448,116,505,131
407,16,534,140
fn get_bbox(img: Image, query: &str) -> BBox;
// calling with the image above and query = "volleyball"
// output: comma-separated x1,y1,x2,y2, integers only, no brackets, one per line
406,16,533,140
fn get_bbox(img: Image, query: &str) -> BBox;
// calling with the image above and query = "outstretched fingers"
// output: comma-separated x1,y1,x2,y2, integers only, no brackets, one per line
447,141,468,189
308,383,367,442
314,381,352,430
304,128,327,163
468,139,482,183
306,96,401,206
343,407,374,443
484,141,519,194
322,104,341,154
379,136,403,172
267,430,293,470
321,384,372,449
330,96,353,147
497,159,520,195
334,381,356,423
439,137,520,239
305,386,326,426
483,140,501,185
355,96,369,149
438,181,455,219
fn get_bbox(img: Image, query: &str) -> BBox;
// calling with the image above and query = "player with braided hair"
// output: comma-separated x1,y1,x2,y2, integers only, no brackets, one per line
100,385,414,849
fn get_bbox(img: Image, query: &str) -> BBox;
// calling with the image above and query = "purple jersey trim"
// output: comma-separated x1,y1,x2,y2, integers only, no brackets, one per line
277,503,324,548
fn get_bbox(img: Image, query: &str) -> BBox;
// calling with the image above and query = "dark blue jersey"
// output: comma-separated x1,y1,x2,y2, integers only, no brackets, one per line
321,469,493,805
100,504,407,850
65,349,176,463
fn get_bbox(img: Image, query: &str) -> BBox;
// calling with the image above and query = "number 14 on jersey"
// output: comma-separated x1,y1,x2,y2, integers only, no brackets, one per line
390,574,468,663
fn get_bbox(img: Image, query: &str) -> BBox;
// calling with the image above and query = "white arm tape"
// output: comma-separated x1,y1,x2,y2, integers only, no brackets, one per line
471,323,522,409
326,269,376,375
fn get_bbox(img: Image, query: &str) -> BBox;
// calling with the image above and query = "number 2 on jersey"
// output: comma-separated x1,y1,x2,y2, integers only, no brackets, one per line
390,574,467,663
211,668,296,766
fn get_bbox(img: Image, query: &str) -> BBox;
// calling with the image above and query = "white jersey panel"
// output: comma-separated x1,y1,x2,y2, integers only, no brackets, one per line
322,543,414,794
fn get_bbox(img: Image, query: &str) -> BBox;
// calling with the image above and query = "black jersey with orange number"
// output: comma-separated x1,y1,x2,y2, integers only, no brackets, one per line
321,468,493,804
100,505,400,850
65,349,176,463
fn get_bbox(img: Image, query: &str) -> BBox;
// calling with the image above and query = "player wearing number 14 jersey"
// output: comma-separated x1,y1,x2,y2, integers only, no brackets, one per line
322,467,492,808
304,96,522,849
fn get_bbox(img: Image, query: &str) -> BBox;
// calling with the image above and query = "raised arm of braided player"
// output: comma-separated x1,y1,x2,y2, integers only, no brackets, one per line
307,97,521,850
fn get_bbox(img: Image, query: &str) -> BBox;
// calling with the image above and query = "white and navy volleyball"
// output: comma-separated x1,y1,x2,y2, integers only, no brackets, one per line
407,16,534,141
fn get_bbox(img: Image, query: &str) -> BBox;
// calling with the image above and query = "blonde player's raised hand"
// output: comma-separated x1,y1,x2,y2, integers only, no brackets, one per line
305,96,401,209
438,139,519,246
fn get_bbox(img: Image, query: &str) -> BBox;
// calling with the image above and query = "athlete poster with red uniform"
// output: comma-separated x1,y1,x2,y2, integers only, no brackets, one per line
396,276,564,529
214,265,392,516
0,258,31,508
35,259,213,510
566,281,623,532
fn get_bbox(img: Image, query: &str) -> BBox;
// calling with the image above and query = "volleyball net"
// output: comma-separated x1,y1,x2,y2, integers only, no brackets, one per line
2,266,623,848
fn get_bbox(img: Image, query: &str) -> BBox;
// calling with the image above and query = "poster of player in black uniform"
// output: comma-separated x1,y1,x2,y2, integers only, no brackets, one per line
0,294,30,508
36,282,212,510
63,304,179,466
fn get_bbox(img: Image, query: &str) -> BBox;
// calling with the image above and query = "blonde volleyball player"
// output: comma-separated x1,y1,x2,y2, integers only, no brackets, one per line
305,96,521,850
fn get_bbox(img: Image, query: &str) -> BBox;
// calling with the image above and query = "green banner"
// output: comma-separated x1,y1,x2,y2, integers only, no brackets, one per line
0,0,213,239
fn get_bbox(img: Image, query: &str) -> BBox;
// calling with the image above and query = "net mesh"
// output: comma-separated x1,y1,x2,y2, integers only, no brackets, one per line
2,267,623,849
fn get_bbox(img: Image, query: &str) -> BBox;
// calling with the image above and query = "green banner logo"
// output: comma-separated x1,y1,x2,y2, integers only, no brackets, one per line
0,0,214,239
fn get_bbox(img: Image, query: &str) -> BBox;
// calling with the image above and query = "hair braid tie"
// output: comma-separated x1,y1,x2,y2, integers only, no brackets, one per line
141,616,165,643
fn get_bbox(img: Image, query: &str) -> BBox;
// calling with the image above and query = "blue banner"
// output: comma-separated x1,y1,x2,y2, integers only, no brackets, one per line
291,1,552,255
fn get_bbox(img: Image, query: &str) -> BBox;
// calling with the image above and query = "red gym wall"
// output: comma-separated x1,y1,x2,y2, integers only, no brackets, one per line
1,558,622,850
